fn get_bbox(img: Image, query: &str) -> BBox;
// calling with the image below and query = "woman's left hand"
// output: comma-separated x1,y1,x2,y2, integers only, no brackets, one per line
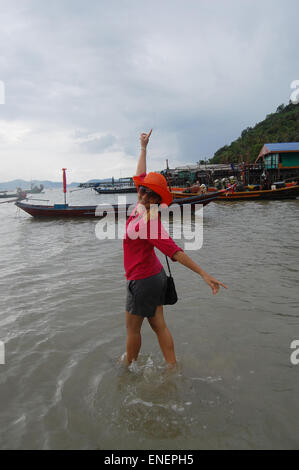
202,273,228,295
140,129,152,149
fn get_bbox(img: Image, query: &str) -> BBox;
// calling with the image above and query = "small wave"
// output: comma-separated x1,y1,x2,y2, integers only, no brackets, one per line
91,354,197,442
191,376,223,383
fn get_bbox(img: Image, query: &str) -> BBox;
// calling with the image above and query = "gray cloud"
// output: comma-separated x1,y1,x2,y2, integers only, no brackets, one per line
77,134,117,153
1,0,299,180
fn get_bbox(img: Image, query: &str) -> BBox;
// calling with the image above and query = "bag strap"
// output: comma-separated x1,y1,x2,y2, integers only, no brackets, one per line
165,255,172,277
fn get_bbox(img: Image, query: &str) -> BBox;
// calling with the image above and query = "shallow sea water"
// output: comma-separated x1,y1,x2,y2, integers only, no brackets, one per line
0,188,298,449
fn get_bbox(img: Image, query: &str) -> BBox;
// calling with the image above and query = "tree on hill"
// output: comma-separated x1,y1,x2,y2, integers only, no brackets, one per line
210,102,299,163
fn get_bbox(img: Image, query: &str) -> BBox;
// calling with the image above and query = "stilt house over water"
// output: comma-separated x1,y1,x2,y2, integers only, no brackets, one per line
255,142,299,181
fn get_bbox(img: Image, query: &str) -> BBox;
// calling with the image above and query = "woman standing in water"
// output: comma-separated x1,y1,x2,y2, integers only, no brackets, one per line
123,130,227,366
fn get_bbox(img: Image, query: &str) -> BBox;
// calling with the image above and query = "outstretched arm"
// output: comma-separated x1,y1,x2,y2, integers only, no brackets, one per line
172,251,227,295
136,129,152,176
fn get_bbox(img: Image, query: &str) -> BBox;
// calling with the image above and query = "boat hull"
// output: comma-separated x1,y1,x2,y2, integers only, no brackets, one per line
15,202,128,218
172,185,299,201
94,187,137,194
0,193,19,198
15,191,221,218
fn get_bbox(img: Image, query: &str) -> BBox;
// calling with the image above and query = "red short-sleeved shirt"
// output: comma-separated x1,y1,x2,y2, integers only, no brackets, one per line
123,173,183,280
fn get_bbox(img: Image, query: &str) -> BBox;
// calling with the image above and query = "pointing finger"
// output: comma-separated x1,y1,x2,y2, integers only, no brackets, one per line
219,282,228,289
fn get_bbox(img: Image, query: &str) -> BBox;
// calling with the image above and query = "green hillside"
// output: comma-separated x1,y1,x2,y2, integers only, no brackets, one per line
210,101,299,164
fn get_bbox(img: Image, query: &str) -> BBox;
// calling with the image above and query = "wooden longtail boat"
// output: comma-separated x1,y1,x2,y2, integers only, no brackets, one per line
15,190,222,218
172,184,299,201
15,202,128,218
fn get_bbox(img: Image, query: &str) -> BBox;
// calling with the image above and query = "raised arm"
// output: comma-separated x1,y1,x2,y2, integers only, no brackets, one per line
136,129,152,176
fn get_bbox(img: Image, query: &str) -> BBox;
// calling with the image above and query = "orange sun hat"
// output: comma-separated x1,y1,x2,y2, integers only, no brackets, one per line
133,172,173,206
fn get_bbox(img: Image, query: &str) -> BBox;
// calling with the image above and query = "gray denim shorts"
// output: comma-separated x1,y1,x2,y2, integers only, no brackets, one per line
126,268,167,318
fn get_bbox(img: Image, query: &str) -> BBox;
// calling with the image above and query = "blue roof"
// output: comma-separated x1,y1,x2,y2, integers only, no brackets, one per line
265,142,299,152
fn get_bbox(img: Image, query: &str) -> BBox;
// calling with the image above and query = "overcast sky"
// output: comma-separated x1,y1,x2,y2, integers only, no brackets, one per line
0,0,298,182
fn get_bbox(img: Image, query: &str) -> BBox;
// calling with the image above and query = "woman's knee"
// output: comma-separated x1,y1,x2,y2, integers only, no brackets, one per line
149,322,166,335
148,310,167,334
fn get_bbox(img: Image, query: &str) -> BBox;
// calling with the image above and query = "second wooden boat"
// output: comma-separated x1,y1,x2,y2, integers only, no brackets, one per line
172,184,299,201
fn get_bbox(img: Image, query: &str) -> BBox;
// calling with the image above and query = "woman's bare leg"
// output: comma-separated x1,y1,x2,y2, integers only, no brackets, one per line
148,306,176,365
125,311,144,364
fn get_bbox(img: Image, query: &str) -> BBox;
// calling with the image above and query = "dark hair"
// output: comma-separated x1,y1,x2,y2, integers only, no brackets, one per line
152,193,162,204
139,185,162,203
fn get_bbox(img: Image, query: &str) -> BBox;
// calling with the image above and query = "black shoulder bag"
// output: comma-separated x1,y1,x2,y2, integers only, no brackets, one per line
164,256,178,305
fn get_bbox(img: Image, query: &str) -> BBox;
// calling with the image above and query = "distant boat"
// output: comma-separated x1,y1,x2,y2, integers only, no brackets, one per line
0,191,19,199
94,185,137,194
15,191,222,218
0,189,27,199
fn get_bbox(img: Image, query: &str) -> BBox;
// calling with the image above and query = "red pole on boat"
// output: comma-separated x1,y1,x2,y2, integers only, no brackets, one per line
62,168,67,206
